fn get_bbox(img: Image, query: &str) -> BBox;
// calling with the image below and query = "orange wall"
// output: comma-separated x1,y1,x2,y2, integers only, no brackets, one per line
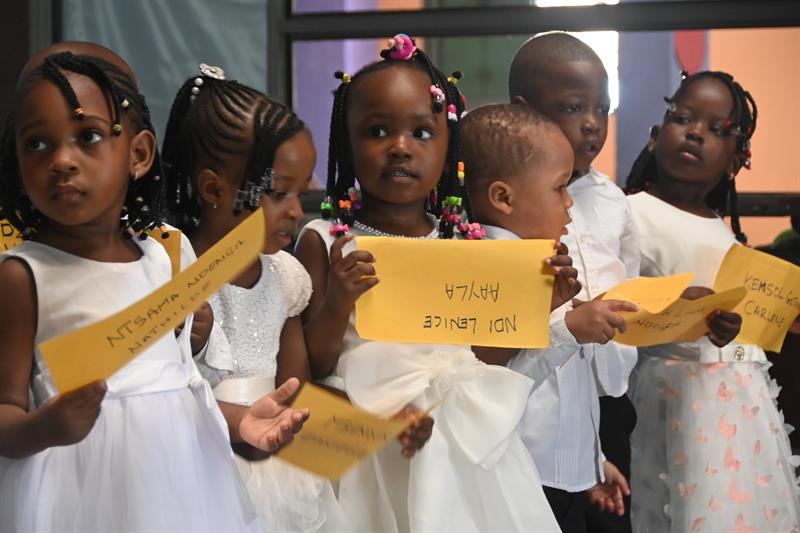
594,113,617,179
709,28,800,245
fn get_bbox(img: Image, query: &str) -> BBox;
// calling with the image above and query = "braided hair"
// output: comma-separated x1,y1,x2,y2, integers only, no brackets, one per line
324,34,482,239
0,51,164,239
625,71,757,243
161,67,306,232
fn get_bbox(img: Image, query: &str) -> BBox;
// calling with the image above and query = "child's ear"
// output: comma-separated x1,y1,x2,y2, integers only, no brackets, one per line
645,124,660,153
196,169,226,208
510,95,529,107
129,130,156,179
726,153,744,180
487,180,514,216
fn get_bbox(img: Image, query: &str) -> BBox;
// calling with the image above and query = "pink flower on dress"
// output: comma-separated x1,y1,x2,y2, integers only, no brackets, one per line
717,381,734,402
718,414,737,440
732,513,757,533
728,480,753,504
724,446,742,471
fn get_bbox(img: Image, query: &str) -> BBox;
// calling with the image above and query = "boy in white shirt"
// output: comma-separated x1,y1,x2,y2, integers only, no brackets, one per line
461,101,637,533
506,32,640,533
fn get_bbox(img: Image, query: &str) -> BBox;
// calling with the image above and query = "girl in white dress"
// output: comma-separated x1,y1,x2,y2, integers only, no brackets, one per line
0,47,306,532
295,34,561,533
161,66,350,532
624,70,800,532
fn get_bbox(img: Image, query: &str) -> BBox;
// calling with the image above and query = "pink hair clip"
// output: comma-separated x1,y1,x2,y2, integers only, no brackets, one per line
447,104,458,122
387,33,416,61
330,222,350,238
458,222,486,240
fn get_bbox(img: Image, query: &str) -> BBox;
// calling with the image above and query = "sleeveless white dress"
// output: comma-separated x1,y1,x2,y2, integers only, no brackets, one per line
0,238,261,532
298,219,561,533
201,251,350,532
627,192,800,533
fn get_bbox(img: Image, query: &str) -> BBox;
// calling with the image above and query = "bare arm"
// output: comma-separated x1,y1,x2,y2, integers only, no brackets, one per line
275,316,312,387
0,258,106,459
295,231,377,379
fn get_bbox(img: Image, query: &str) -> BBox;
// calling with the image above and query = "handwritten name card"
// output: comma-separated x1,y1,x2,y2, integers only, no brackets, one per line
602,273,747,346
277,383,411,479
714,244,800,352
354,238,554,348
39,208,265,392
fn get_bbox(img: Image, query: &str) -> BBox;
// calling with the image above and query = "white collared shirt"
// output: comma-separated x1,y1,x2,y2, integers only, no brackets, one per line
495,167,640,492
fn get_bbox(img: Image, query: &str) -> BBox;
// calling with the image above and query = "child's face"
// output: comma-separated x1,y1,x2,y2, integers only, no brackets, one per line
260,131,315,253
654,77,739,188
529,60,609,176
509,128,575,241
16,73,133,229
347,67,448,206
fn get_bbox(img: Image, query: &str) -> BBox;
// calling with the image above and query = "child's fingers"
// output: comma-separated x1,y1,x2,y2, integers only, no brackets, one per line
346,262,377,280
681,286,714,301
604,299,639,313
329,234,354,265
64,380,108,408
546,254,573,268
554,241,569,256
336,250,375,272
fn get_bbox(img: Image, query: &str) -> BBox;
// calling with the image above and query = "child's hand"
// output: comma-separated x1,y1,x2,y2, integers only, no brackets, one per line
394,404,434,459
240,377,309,453
327,234,379,311
565,299,638,344
680,286,714,300
188,302,214,355
587,460,630,516
707,310,742,347
37,379,107,447
546,242,581,311
680,286,743,347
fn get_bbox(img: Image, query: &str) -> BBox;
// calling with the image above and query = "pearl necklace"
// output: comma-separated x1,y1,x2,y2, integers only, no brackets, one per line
352,216,439,240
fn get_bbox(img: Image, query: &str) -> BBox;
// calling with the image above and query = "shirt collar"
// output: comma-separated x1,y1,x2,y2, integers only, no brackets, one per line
569,167,604,189
481,224,521,241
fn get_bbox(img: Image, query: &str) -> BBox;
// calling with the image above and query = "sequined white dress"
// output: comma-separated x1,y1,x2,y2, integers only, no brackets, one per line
204,251,350,533
0,237,260,532
627,192,800,533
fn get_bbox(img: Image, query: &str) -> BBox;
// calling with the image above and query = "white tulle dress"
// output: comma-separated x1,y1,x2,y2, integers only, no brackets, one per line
0,237,260,532
299,219,561,533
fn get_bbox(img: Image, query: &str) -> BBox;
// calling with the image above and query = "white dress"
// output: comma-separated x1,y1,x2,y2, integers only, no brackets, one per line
298,219,561,533
0,238,260,532
202,251,350,533
628,192,800,533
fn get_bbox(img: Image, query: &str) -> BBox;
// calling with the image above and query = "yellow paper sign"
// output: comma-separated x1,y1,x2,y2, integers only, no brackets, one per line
714,244,800,352
354,238,555,348
39,208,265,392
277,383,411,479
0,219,22,252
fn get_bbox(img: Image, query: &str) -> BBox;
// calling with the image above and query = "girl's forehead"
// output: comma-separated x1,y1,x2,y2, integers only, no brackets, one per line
679,77,735,114
349,66,435,114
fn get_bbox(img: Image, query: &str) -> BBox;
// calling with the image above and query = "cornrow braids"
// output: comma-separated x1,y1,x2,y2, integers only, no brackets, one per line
0,51,164,239
625,70,757,243
324,34,482,239
161,66,305,231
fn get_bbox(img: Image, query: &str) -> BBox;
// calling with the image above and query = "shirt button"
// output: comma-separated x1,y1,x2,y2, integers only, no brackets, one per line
734,346,745,361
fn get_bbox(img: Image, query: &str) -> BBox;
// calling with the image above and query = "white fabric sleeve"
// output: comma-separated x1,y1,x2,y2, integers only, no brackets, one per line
507,305,580,393
275,251,313,318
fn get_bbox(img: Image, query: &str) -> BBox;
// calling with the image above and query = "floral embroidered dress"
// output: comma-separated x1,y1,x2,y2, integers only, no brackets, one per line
627,192,800,533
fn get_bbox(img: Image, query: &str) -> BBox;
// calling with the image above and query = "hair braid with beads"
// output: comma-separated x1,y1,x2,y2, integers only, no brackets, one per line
0,51,164,239
625,70,757,243
161,68,306,232
323,34,483,239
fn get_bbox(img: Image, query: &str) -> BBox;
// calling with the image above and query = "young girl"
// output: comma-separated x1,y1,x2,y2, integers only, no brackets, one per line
625,71,800,532
161,65,350,532
295,35,560,532
0,48,306,532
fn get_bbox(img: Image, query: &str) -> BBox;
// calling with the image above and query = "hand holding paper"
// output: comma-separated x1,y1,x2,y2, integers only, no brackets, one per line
565,299,639,344
328,234,379,312
548,241,581,311
35,379,107,448
239,377,309,454
713,244,800,351
601,274,747,347
277,383,418,479
394,404,435,459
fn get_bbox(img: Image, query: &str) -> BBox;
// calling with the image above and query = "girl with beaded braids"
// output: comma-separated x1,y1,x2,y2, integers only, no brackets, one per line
0,44,307,532
161,64,352,533
624,71,800,532
295,34,560,533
